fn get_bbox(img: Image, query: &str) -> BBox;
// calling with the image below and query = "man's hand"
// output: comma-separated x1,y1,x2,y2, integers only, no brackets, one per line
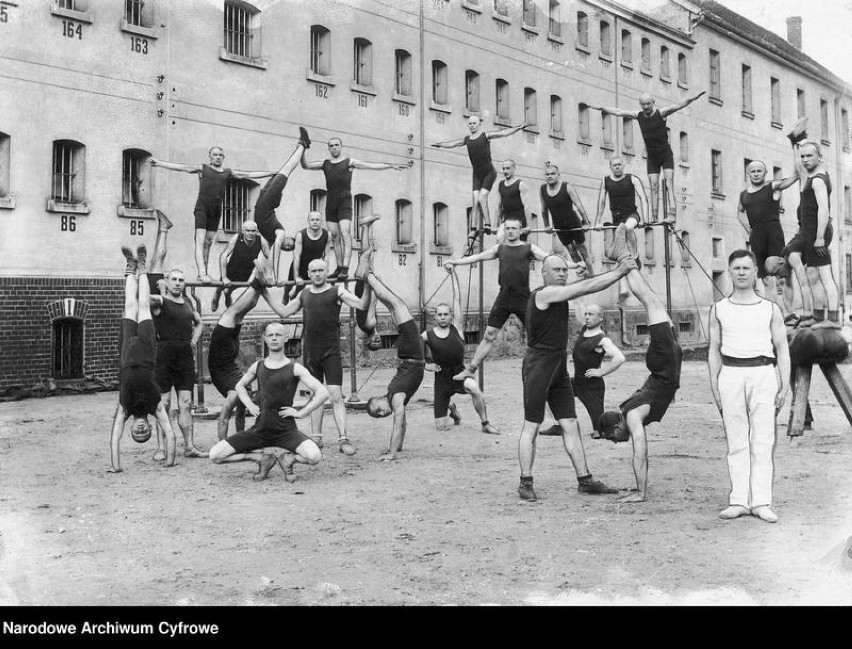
575,261,588,278
246,403,261,417
712,391,723,416
279,406,303,419
615,257,638,275
425,363,441,373
296,277,305,286
149,158,159,166
585,368,603,379
443,260,456,272
814,238,828,256
520,227,531,237
775,384,788,412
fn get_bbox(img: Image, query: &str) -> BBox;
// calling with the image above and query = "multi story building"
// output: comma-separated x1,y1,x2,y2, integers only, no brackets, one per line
1,0,850,389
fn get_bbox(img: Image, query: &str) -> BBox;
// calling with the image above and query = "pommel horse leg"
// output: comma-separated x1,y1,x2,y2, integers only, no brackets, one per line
819,363,852,429
788,364,812,442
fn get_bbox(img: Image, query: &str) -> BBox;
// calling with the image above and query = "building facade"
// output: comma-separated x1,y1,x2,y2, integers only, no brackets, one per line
1,0,850,389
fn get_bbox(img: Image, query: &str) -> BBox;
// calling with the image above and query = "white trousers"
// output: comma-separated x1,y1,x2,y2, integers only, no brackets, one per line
719,365,779,508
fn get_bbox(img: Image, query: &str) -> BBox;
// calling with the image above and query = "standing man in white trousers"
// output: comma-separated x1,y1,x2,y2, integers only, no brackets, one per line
708,249,790,523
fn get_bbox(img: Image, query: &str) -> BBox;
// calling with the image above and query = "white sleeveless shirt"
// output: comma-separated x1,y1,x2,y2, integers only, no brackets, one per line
715,297,775,358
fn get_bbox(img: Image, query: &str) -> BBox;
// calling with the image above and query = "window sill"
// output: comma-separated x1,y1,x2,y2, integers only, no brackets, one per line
494,116,512,127
47,200,90,214
393,94,416,106
679,162,690,169
843,146,850,153
601,142,615,151
640,67,653,77
643,258,656,267
709,96,723,107
523,124,540,134
350,82,377,96
492,13,511,25
51,6,93,23
219,49,267,69
710,192,726,201
577,138,593,147
575,43,591,55
391,243,418,254
120,19,158,39
305,70,335,86
462,1,482,13
549,130,565,140
430,103,452,114
599,53,614,63
521,23,540,35
622,146,634,155
821,139,831,147
770,121,783,130
660,75,672,84
463,108,481,118
0,195,15,210
117,205,157,219
547,32,564,45
677,81,689,90
621,61,634,70
741,110,755,120
430,243,453,256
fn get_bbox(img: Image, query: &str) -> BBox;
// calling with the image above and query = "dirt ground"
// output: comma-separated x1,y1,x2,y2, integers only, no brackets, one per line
1,357,851,607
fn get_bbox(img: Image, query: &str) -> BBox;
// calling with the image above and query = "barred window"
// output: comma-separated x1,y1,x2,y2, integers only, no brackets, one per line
395,199,413,245
711,150,723,194
524,87,537,127
224,1,262,60
53,318,84,380
125,0,154,28
465,70,480,113
433,202,449,246
496,79,510,121
709,49,721,100
548,1,561,37
432,61,448,105
52,140,85,204
122,149,151,209
353,38,372,86
550,95,563,135
310,188,327,214
221,178,256,233
354,194,372,242
576,12,588,48
310,24,330,75
395,49,412,96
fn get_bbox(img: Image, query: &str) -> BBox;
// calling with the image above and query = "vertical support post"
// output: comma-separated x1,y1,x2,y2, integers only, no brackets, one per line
819,362,852,428
478,215,485,392
662,179,673,318
188,286,207,414
788,364,812,438
347,307,362,404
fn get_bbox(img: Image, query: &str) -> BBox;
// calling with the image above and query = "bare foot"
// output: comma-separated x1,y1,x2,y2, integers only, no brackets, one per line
618,492,645,503
452,366,476,382
153,450,166,461
378,452,397,462
276,452,298,483
184,447,209,458
198,274,213,284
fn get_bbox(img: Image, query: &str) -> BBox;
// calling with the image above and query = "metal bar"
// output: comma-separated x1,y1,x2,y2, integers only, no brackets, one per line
347,307,360,403
183,278,357,288
478,211,485,392
662,179,672,317
528,222,667,234
188,286,207,414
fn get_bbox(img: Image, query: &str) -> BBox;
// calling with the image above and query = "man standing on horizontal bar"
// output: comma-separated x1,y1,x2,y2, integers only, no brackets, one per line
539,163,593,269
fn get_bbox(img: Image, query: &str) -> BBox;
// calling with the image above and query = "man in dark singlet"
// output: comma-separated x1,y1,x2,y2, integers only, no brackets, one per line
539,164,593,270
539,303,625,439
495,159,532,241
150,266,206,459
208,322,328,482
737,161,797,313
598,246,684,503
432,115,528,234
212,220,269,311
150,147,275,283
300,136,409,280
518,255,636,502
422,265,499,434
109,244,178,473
286,211,329,303
594,156,649,304
272,254,370,455
588,91,705,223
445,217,581,383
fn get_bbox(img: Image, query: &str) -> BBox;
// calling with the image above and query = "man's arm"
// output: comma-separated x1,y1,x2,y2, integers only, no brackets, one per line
300,151,325,170
153,403,177,467
290,232,304,285
108,403,127,473
659,91,706,117
280,364,329,419
772,175,799,192
586,104,636,118
736,198,752,236
707,304,723,415
539,188,551,229
450,267,464,332
519,180,533,227
220,234,239,284
260,237,271,258
586,337,625,378
770,304,790,412
594,180,607,228
236,362,260,416
149,294,163,316
431,136,467,148
261,289,303,320
486,123,528,140
565,183,590,225
338,285,368,310
632,175,650,224
148,159,201,174
350,158,410,171
812,177,831,245
445,245,500,268
190,309,203,348
538,258,635,305
231,170,276,180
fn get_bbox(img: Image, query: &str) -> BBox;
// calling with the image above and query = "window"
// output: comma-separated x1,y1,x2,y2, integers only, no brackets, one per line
353,38,372,87
743,158,753,184
578,103,590,141
741,64,752,115
797,89,806,119
679,231,690,265
310,25,330,76
842,109,850,151
51,140,85,205
121,149,151,209
622,117,634,151
395,49,412,97
820,99,830,143
771,77,781,125
494,0,509,17
354,194,373,242
53,0,91,16
548,0,561,37
395,199,413,245
524,88,537,128
709,49,721,101
660,45,670,80
576,12,588,48
600,21,611,58
847,255,852,293
640,38,651,72
677,53,688,87
53,318,83,380
465,70,480,113
309,188,327,214
433,202,449,246
550,95,563,135
523,0,537,27
221,178,256,233
844,186,851,224
601,113,613,148
432,61,448,105
644,226,655,260
712,236,723,258
711,149,722,194
224,1,262,61
679,131,689,164
124,0,155,29
0,132,10,205
496,79,510,122
620,30,632,66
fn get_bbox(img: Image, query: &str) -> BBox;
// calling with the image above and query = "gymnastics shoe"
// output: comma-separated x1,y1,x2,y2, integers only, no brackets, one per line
577,477,618,494
718,505,750,520
298,127,311,149
751,506,778,523
787,117,809,146
539,424,562,436
448,402,462,425
121,246,137,275
253,453,276,481
518,481,537,502
276,452,298,483
339,436,357,456
136,244,147,273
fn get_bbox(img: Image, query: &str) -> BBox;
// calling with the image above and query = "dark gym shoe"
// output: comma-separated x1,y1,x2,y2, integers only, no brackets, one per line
136,244,147,273
787,117,809,145
448,402,462,425
298,126,311,149
578,478,618,495
253,453,276,481
481,422,500,435
276,452,298,483
121,246,137,274
339,437,356,456
539,424,562,436
518,482,537,502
